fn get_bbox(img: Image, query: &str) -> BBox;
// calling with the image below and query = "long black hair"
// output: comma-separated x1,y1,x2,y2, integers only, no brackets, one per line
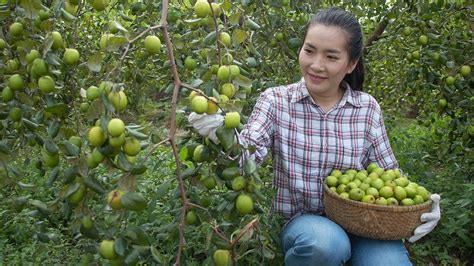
301,7,365,91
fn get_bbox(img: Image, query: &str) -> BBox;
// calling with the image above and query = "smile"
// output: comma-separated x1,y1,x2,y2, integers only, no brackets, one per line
307,73,328,83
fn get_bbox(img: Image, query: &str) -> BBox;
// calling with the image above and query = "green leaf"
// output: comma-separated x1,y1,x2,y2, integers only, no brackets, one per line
87,53,102,72
245,18,261,30
20,0,42,19
121,192,147,211
63,141,80,157
30,199,51,215
45,103,68,117
18,181,35,189
22,118,38,130
216,125,235,151
155,180,172,199
150,246,163,264
80,225,99,239
62,166,78,184
124,248,140,265
0,141,11,154
114,238,127,256
204,31,217,45
83,176,106,194
44,140,59,155
130,164,147,175
46,167,60,186
234,74,252,88
244,158,257,176
126,127,148,140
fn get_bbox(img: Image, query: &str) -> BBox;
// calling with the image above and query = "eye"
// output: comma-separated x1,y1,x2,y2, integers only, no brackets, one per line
304,49,313,54
328,55,338,60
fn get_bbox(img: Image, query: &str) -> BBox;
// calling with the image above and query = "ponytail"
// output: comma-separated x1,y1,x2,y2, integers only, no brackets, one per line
344,59,364,91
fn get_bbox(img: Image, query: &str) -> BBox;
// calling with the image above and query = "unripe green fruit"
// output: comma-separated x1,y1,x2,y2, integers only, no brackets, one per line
107,118,125,137
9,74,25,91
38,10,50,20
108,91,128,111
446,76,455,86
99,240,117,259
213,249,230,266
0,39,6,49
69,136,82,148
88,126,106,147
219,32,231,46
235,194,253,215
82,216,93,229
194,1,211,18
275,32,284,41
217,65,231,81
2,87,14,102
402,27,411,36
38,75,55,93
9,107,22,122
92,0,109,11
80,102,90,113
109,134,125,147
86,86,100,101
31,58,49,78
6,59,19,73
26,50,41,64
68,184,86,204
191,95,208,114
123,137,140,156
51,31,63,50
186,211,198,225
418,35,428,45
64,1,78,15
43,151,59,167
63,48,80,65
224,112,240,129
9,22,23,37
222,53,233,65
220,83,235,98
91,148,105,164
460,65,471,77
144,35,162,54
230,65,240,76
100,33,114,51
184,56,197,71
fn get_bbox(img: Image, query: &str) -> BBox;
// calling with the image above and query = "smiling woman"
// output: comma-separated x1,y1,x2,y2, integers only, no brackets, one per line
188,6,441,266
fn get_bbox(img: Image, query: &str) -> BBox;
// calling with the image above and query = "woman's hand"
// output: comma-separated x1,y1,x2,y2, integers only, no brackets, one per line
188,112,224,143
408,194,441,243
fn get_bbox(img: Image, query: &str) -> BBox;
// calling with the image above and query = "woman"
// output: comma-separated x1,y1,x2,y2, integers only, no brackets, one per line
190,7,440,265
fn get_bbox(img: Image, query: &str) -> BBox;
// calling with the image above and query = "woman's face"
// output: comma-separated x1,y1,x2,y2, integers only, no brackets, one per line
299,24,358,99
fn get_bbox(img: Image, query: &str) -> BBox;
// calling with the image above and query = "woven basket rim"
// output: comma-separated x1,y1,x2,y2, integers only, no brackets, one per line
323,184,432,212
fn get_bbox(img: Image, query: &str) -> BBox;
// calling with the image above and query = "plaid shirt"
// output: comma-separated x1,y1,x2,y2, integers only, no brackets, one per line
240,79,398,220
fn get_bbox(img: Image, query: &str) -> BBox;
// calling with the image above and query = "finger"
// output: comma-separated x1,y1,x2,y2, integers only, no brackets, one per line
430,193,441,203
421,212,440,222
408,232,427,243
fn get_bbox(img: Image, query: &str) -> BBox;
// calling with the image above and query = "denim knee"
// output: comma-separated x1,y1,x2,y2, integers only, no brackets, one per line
282,214,351,266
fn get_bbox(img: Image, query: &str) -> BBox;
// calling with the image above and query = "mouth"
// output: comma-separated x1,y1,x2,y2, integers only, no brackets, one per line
307,73,327,83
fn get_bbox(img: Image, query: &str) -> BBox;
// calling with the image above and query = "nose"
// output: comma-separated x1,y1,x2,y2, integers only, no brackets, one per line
310,55,325,72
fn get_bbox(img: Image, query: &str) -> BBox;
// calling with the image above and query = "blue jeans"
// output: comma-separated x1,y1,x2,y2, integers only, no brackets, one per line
281,214,413,266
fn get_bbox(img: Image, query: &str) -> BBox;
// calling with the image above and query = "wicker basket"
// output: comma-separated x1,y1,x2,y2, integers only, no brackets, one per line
323,184,432,240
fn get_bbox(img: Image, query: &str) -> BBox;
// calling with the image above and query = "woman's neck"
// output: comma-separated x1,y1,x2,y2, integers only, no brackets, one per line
310,87,345,113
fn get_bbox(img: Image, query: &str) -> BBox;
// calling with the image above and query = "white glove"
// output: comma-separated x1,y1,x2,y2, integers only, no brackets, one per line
188,112,224,143
408,194,441,243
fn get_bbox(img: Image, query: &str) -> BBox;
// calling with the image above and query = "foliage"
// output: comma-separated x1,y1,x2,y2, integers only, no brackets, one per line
0,0,472,265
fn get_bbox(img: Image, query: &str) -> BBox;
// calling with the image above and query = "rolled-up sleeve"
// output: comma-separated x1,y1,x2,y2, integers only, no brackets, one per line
240,90,275,165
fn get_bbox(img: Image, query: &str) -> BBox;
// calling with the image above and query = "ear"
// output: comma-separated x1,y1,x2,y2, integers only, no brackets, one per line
347,59,359,74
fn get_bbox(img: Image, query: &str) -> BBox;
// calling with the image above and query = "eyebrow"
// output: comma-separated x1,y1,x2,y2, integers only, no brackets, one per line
304,43,342,54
